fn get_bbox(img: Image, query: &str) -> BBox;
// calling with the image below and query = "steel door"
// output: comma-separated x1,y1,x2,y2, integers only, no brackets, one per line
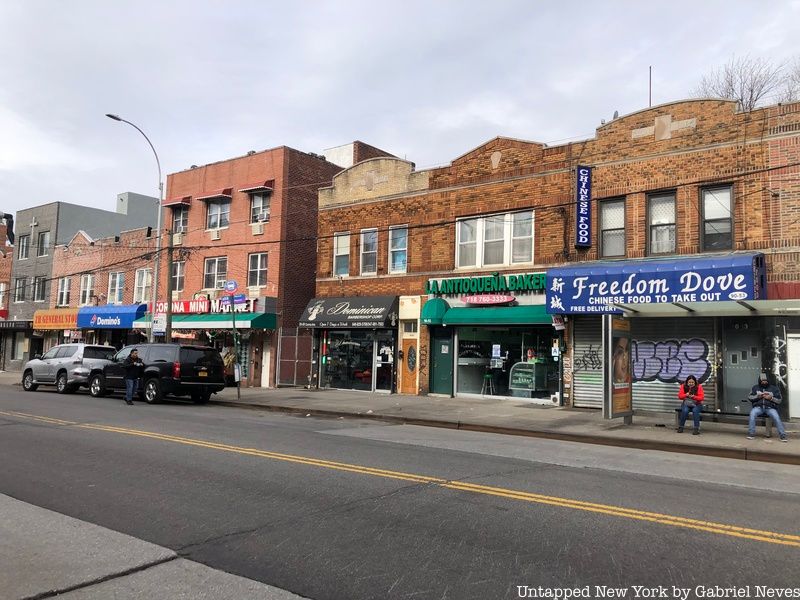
430,329,453,395
722,321,762,413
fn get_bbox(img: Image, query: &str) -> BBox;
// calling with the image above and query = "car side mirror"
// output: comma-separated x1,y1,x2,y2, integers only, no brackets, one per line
34,354,42,360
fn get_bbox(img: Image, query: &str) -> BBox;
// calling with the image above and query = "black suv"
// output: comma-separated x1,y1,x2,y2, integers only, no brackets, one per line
89,344,225,404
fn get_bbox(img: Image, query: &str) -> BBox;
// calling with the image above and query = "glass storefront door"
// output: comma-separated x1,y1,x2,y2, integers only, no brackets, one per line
322,329,398,392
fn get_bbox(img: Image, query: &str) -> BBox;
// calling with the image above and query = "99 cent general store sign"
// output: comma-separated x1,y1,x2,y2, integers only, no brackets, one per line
546,254,766,314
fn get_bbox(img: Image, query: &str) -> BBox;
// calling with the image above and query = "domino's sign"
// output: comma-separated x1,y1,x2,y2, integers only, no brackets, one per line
575,165,592,248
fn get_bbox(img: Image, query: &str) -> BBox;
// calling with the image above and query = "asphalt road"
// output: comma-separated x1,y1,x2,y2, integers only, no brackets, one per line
2,387,799,600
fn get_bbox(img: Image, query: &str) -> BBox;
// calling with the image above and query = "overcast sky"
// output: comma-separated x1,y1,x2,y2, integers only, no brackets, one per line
1,1,799,219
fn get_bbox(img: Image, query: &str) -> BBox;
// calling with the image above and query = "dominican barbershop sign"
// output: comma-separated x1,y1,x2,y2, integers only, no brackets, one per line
425,273,546,296
299,296,399,328
546,254,766,314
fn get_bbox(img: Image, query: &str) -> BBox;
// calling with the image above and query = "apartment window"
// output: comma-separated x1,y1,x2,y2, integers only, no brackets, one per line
172,206,189,234
57,277,70,306
701,185,733,251
0,283,6,308
133,269,152,304
333,232,350,277
172,261,185,293
248,253,268,287
203,257,228,289
18,235,29,260
389,226,408,274
108,272,124,304
14,278,26,303
206,199,230,229
37,231,50,257
456,210,534,268
648,193,676,255
250,193,271,223
79,274,95,305
600,199,626,258
360,229,378,275
33,277,46,302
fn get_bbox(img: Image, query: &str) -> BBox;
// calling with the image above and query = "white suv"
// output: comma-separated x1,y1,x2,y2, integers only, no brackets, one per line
22,344,116,394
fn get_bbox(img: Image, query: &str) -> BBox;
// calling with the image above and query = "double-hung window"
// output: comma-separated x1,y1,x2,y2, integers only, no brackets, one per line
108,272,124,304
248,253,268,287
172,261,185,293
18,236,29,260
456,210,534,268
57,277,70,306
79,274,94,305
360,229,378,275
250,193,271,223
172,206,188,233
701,185,733,251
37,231,50,257
14,278,26,302
333,233,350,276
648,192,676,255
600,199,626,258
33,277,46,302
206,199,230,230
0,282,6,308
133,269,152,304
389,226,408,274
203,257,228,289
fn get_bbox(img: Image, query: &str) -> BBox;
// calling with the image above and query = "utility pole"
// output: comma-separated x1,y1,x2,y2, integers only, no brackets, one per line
164,229,174,343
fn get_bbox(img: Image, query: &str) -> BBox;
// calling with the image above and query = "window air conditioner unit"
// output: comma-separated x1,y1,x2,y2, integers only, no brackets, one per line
210,229,221,241
251,222,264,235
172,290,180,300
173,232,183,245
258,211,270,222
216,280,226,290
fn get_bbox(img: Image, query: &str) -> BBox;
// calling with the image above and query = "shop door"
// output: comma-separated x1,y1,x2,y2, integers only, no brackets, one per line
375,338,394,392
722,321,762,413
786,335,800,419
572,318,603,408
249,333,263,388
400,339,417,395
430,329,453,395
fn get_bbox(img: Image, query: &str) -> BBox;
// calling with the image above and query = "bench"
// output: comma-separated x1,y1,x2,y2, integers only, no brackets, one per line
674,406,774,437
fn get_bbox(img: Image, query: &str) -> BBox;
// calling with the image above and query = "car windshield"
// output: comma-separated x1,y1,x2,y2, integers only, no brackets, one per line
180,348,223,366
84,347,116,360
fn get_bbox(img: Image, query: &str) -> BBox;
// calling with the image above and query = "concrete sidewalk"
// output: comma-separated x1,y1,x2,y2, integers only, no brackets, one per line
0,494,302,600
2,370,798,465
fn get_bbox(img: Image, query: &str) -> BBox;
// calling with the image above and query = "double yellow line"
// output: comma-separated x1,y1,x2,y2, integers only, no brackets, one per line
3,409,800,547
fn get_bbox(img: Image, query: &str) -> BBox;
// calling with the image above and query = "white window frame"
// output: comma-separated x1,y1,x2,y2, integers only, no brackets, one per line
206,199,231,230
333,232,350,277
388,225,408,274
203,257,228,290
79,274,95,306
108,272,124,305
647,192,676,255
133,269,152,304
172,206,189,234
0,282,6,308
600,199,626,258
172,261,185,293
248,253,268,287
33,276,46,302
18,235,29,260
360,228,378,275
455,210,535,268
14,278,26,303
701,185,733,252
57,277,71,306
250,193,271,223
37,231,50,257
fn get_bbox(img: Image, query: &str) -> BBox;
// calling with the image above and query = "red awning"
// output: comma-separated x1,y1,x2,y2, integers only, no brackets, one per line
238,180,274,194
196,187,233,201
163,195,192,207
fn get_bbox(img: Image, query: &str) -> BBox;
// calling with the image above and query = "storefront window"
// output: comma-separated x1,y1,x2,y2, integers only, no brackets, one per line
456,326,557,398
322,330,375,391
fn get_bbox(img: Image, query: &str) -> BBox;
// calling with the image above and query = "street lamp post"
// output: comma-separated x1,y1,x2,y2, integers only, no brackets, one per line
105,114,166,343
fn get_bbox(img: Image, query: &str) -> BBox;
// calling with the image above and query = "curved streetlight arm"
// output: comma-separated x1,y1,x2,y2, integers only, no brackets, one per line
105,114,162,187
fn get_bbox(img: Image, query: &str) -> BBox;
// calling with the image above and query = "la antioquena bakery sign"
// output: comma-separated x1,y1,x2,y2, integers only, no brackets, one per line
426,272,546,296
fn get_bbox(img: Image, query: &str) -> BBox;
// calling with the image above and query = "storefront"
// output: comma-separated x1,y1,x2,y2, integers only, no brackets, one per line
422,272,560,404
0,319,33,370
545,253,793,414
76,304,148,348
32,308,81,354
299,296,399,393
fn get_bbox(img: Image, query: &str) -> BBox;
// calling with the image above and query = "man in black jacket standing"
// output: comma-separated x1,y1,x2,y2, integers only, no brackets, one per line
747,373,787,442
123,348,144,405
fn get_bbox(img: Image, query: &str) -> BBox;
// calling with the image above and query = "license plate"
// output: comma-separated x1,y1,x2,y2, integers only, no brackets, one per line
199,371,207,377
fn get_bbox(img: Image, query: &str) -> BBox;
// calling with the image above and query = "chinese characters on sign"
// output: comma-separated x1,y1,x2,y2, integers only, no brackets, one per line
574,165,592,248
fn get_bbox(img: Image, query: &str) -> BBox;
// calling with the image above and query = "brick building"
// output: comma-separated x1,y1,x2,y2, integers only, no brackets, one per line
154,143,389,387
0,224,16,369
303,99,800,420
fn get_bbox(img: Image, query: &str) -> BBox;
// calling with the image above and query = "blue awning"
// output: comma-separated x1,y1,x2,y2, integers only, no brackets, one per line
77,304,148,329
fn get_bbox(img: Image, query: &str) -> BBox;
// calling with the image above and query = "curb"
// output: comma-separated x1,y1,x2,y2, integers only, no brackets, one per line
210,401,800,466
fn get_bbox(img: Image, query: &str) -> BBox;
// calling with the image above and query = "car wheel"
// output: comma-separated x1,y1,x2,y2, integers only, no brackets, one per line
22,371,38,392
143,378,162,404
89,374,107,398
56,371,73,394
192,391,211,404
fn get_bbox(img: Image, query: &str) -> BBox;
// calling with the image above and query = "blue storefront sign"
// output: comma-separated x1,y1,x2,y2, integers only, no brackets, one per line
574,165,592,248
546,253,766,314
77,304,148,329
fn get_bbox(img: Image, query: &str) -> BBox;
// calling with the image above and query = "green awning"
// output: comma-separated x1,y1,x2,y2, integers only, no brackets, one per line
133,312,276,330
442,304,551,326
421,298,450,325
